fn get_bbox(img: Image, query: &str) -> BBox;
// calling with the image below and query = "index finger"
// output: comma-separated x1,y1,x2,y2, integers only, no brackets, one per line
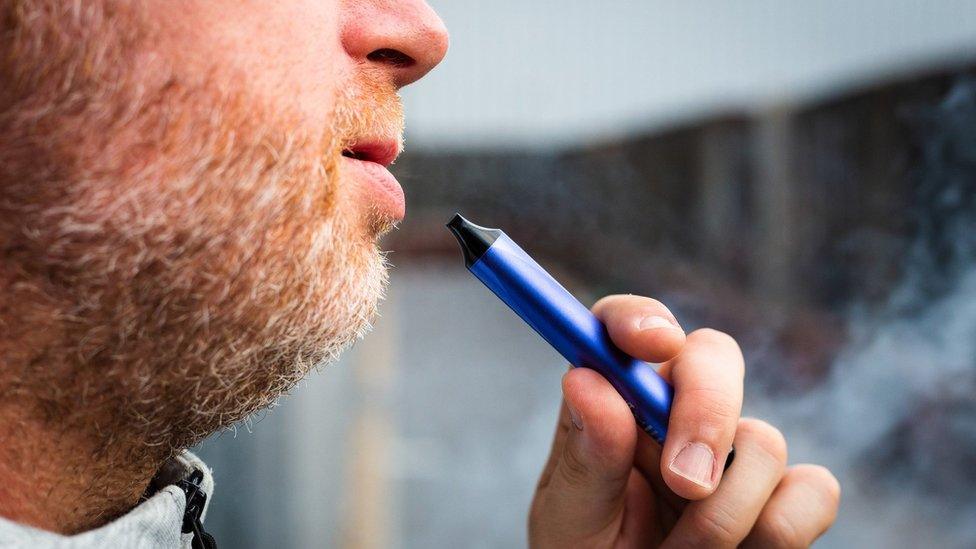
592,294,687,363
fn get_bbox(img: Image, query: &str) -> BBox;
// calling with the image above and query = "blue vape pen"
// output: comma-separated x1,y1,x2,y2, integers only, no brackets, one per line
447,213,674,444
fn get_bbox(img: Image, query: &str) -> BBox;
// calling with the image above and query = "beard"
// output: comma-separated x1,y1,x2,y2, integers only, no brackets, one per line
0,1,402,459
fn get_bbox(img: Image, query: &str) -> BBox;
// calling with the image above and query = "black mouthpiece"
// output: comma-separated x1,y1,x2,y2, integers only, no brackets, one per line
446,213,501,267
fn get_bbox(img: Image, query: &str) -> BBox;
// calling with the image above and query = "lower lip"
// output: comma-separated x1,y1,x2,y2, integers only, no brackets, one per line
341,156,405,221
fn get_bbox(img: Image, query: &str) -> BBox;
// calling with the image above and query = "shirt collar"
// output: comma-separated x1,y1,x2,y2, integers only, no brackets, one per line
0,451,214,548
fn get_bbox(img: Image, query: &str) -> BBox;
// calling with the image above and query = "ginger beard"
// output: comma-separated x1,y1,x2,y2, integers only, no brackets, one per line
0,3,402,464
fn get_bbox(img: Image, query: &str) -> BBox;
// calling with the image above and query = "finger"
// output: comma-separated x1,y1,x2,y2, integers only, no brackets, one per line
662,418,788,549
742,464,841,549
592,294,686,363
530,368,638,546
615,469,665,547
660,328,744,499
634,431,687,515
534,399,574,493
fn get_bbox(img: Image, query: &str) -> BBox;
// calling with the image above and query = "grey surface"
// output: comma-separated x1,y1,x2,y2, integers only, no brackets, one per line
391,265,563,549
195,262,565,549
193,254,976,548
404,0,976,149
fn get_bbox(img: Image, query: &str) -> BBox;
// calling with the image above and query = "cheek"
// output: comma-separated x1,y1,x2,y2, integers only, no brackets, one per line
151,0,349,123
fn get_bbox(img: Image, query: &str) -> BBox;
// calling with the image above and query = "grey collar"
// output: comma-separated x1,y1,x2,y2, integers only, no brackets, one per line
0,451,215,548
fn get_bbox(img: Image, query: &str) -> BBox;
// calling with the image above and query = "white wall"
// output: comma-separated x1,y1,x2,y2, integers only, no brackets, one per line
402,0,976,150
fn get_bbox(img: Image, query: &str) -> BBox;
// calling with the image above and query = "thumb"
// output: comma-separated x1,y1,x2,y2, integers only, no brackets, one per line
531,368,638,545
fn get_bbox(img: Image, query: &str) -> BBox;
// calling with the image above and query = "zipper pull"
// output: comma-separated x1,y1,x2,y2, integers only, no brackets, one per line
177,469,217,549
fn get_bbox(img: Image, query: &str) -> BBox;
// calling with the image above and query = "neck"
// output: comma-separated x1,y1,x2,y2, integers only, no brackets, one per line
0,269,171,534
0,404,165,535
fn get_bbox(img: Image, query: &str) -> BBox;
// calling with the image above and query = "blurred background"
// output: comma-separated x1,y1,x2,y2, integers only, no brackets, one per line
195,1,976,547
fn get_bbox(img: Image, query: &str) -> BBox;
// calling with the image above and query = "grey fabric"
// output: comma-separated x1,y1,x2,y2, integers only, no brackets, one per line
0,451,214,548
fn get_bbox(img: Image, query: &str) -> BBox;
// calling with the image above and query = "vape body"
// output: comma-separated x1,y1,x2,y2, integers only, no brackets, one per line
448,215,674,444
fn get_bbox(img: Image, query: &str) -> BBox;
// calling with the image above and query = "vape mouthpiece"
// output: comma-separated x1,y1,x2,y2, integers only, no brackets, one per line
446,213,501,267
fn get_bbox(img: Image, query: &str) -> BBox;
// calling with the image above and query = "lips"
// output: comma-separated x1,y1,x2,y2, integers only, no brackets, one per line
340,139,405,223
341,140,400,167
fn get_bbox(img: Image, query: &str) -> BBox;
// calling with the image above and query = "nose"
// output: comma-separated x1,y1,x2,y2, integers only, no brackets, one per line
341,0,449,88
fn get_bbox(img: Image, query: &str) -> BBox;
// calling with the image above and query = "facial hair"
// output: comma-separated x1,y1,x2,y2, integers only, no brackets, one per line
0,0,402,463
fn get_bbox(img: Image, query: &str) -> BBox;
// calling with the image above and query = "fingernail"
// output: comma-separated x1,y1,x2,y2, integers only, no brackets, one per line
568,405,583,431
639,315,681,331
669,442,716,489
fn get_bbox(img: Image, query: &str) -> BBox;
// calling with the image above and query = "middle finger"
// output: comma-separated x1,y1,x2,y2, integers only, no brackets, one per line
662,418,788,549
659,328,744,499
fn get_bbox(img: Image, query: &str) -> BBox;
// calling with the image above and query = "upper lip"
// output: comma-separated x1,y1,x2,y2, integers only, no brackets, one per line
341,139,401,167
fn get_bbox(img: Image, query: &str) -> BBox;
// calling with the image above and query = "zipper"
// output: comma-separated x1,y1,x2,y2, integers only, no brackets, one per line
176,469,217,549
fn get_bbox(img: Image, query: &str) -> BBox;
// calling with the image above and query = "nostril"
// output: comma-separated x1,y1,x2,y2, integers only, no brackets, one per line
366,48,416,69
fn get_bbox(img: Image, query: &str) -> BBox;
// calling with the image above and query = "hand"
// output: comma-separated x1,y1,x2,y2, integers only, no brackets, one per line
529,295,840,548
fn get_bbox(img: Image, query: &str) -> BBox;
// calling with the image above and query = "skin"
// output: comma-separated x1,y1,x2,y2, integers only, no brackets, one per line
0,0,839,545
530,296,841,547
0,0,447,534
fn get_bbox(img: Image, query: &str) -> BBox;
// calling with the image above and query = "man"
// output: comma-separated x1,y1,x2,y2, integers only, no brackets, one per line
0,0,840,547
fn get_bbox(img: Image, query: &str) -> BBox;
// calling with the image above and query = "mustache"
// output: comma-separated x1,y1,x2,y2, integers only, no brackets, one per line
331,74,405,154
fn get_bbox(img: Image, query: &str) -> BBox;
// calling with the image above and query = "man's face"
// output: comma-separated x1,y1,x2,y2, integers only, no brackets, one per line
0,0,447,456
150,0,449,232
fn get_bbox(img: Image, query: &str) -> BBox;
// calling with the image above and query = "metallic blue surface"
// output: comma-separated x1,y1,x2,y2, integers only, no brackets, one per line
468,233,674,444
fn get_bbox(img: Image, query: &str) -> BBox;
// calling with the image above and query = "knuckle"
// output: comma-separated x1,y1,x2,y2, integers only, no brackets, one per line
690,327,738,351
672,392,740,452
681,387,740,431
756,511,805,549
593,294,665,316
591,294,630,313
737,418,788,466
556,443,592,489
689,503,743,546
687,328,745,374
696,388,741,421
591,294,618,312
535,461,556,492
792,464,842,514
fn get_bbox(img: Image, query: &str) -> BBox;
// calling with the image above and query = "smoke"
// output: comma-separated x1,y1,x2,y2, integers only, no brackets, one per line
751,77,976,548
